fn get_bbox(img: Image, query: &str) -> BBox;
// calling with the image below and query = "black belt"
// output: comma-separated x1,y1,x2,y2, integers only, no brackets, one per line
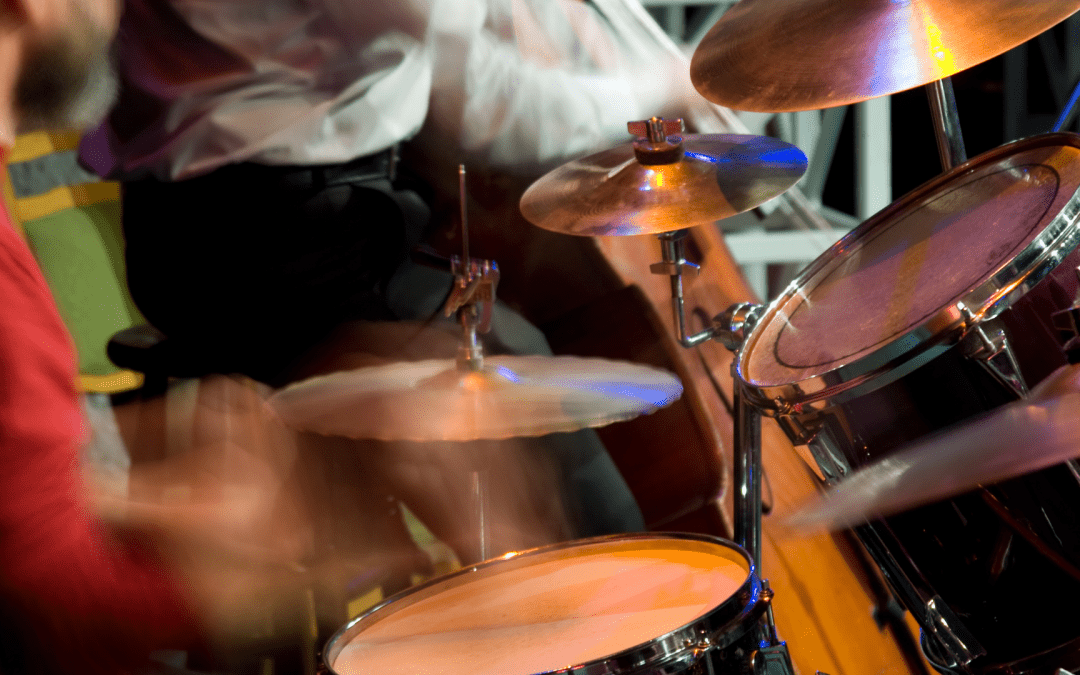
247,144,400,191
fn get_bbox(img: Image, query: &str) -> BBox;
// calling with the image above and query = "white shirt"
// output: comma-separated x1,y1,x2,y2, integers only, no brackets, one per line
82,0,689,181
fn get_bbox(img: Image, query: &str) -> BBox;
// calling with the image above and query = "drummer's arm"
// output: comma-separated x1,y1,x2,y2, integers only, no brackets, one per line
425,0,694,171
0,229,203,673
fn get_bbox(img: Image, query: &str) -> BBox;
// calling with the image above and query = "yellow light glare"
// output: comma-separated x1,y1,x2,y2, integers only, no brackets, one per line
923,22,955,77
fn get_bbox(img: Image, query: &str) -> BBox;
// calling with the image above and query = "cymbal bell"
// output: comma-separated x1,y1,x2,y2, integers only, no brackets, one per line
519,134,807,236
787,364,1080,532
691,0,1080,112
268,355,683,442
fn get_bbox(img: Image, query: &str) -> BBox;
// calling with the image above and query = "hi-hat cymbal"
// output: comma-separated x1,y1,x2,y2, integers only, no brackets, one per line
268,356,683,442
691,0,1080,112
519,134,807,236
787,364,1080,532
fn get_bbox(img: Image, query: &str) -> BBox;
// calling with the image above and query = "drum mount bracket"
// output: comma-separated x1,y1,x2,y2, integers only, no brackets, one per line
958,306,1029,398
650,229,765,350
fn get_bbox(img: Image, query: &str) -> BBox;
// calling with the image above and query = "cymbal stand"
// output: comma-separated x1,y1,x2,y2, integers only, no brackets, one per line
650,228,766,563
441,165,501,562
649,231,795,675
926,78,968,170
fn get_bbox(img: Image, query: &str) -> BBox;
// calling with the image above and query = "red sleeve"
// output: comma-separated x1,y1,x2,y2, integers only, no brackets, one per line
0,202,202,672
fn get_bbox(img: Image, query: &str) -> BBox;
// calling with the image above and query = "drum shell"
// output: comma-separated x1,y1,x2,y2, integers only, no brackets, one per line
321,533,773,675
762,243,1080,672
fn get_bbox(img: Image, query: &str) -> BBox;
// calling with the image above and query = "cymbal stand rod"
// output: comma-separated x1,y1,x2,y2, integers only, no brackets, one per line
459,163,490,562
447,164,492,372
652,231,713,347
471,463,490,562
459,164,470,264
926,78,967,170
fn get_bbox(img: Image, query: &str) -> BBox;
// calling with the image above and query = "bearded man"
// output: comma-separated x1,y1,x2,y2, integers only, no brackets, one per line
0,2,314,673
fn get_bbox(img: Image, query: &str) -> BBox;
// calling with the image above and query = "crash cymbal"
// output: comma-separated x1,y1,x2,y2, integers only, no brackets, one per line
787,364,1080,532
268,355,683,442
691,0,1080,112
519,134,806,236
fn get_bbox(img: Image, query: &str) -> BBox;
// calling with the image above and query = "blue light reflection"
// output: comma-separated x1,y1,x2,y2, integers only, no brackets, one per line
548,378,680,406
493,365,522,383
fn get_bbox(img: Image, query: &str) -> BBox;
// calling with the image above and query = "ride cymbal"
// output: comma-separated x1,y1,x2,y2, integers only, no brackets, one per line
268,355,683,442
519,134,806,236
691,0,1080,112
787,364,1080,532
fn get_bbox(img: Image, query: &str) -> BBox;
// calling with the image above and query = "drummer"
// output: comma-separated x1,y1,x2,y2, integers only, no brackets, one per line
80,0,698,385
78,0,703,652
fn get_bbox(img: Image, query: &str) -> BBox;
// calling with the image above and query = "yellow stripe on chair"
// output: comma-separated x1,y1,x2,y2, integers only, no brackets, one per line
8,130,82,164
13,181,121,222
1,166,23,239
78,371,146,395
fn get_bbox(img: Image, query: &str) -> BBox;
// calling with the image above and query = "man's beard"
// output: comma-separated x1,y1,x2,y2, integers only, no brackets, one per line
13,3,117,131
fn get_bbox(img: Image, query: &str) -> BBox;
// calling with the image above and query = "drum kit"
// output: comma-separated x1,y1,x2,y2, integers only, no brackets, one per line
275,1,1080,674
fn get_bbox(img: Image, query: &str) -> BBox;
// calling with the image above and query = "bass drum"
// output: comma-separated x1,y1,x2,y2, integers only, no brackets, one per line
324,534,770,675
737,133,1080,674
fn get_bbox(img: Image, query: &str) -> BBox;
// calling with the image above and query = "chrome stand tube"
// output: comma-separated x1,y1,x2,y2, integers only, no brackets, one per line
654,231,712,347
926,78,967,171
471,467,489,562
733,380,763,572
457,304,484,371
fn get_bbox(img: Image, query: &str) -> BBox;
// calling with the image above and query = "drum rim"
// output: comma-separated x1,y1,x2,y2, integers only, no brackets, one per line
737,132,1080,412
321,532,767,675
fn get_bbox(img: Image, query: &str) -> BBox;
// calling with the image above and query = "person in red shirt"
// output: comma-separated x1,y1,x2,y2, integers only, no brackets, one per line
0,1,315,672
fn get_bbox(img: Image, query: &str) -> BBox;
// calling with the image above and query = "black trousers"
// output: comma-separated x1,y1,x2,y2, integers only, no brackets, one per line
122,155,430,385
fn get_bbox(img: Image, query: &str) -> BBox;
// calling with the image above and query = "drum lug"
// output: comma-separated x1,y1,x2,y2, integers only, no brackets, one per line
959,314,1029,398
924,595,987,668
1052,267,1080,362
750,643,797,675
806,433,851,484
684,633,713,661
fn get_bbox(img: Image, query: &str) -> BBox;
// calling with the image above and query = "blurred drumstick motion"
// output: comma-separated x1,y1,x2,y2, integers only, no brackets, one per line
786,364,1080,533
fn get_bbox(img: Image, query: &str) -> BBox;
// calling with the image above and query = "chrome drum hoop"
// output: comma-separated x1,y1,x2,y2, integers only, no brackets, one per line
322,533,771,675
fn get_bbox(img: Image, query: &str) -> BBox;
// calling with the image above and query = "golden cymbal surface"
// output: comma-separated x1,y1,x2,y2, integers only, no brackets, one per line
691,0,1080,112
268,355,683,442
519,134,807,236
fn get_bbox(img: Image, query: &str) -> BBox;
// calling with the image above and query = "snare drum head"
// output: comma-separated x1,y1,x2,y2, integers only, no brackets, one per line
743,134,1080,396
328,535,752,675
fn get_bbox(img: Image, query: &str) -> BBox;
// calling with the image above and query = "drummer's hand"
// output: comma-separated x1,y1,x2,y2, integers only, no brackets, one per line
88,375,316,642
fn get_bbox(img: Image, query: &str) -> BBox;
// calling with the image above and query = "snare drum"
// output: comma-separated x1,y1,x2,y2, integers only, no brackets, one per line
323,534,771,675
737,133,1080,673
